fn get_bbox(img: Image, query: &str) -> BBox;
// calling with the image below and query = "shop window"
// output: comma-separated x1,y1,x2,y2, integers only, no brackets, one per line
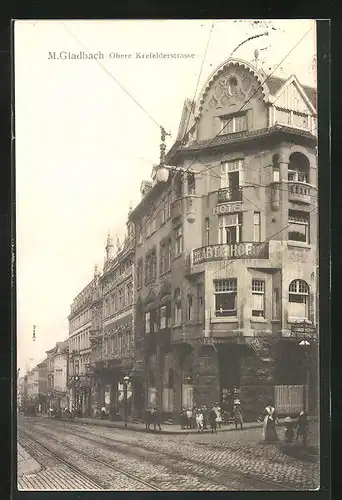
214,279,237,317
288,210,310,243
218,213,242,244
252,280,265,318
288,279,309,320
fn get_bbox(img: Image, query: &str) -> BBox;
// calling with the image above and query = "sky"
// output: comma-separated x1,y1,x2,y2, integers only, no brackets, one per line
14,19,317,374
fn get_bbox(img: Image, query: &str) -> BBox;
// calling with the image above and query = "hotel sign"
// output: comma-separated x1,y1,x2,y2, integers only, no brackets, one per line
192,242,269,265
214,202,243,215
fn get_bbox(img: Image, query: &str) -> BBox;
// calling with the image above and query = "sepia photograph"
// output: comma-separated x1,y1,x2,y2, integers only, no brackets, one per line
15,18,320,491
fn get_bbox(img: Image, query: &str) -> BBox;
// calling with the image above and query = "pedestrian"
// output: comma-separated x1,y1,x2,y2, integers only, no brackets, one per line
186,408,193,429
262,402,279,442
209,407,217,434
296,411,310,446
213,403,223,428
202,405,209,430
284,416,294,443
153,407,162,432
145,408,152,432
101,406,107,420
233,399,244,430
195,408,204,432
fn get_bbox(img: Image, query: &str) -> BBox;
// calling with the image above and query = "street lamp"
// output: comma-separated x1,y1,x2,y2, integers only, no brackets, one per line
123,375,130,429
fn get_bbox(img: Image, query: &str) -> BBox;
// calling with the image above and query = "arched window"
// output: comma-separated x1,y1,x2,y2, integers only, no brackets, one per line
174,288,182,324
288,153,310,184
288,279,309,320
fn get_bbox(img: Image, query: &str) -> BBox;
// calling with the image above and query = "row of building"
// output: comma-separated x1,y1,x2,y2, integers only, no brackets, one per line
20,56,319,421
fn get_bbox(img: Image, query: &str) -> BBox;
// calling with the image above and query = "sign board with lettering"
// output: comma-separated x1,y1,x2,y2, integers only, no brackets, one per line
192,242,269,265
214,202,243,215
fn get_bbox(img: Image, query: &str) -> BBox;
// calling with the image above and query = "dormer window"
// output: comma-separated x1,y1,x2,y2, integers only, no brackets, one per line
220,112,247,135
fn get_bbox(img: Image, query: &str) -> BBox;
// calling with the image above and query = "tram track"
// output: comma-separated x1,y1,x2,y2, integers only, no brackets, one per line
20,418,295,490
19,429,161,491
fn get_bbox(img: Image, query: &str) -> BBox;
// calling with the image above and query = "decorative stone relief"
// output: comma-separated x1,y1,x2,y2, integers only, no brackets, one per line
289,248,309,263
208,68,254,109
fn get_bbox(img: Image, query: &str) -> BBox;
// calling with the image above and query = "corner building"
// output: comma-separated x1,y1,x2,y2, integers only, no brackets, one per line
131,57,318,421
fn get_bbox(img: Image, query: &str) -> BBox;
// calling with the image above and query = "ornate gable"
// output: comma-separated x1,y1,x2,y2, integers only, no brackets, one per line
197,58,269,116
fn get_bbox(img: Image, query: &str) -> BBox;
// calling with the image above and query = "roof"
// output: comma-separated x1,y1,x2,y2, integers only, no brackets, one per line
171,124,316,157
266,75,317,109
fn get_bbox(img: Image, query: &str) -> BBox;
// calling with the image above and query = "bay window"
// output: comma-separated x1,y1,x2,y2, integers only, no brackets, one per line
288,279,309,320
218,213,242,244
288,210,310,243
214,279,237,317
252,280,265,318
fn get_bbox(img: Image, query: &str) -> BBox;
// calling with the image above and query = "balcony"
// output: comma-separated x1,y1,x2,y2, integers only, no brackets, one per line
171,198,183,220
192,242,269,266
217,187,242,204
288,182,311,204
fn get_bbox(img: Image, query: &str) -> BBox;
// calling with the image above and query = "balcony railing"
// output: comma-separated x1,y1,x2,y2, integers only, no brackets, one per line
192,242,269,265
217,187,242,204
288,182,311,204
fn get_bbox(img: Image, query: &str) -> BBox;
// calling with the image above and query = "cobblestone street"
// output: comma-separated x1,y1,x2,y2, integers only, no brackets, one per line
17,415,319,491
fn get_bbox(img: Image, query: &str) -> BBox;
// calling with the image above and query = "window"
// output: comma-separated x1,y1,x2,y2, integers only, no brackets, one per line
288,280,309,320
126,282,133,306
197,283,204,322
160,207,166,225
137,259,143,288
174,288,182,324
218,213,242,244
252,280,265,318
105,298,109,317
219,160,243,202
175,226,183,256
145,312,151,334
160,241,167,274
168,238,172,267
145,248,157,284
160,305,167,330
118,288,124,309
187,294,193,321
187,172,196,195
288,152,310,183
288,210,310,243
253,212,261,242
272,154,280,182
214,279,237,317
220,112,247,135
205,218,210,246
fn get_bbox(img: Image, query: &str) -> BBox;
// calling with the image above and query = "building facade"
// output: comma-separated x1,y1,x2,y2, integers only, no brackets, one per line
46,340,69,410
89,225,140,418
67,276,96,414
130,57,318,420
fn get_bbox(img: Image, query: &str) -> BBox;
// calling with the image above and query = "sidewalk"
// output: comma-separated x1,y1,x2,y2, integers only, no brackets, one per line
17,444,42,476
72,416,297,435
